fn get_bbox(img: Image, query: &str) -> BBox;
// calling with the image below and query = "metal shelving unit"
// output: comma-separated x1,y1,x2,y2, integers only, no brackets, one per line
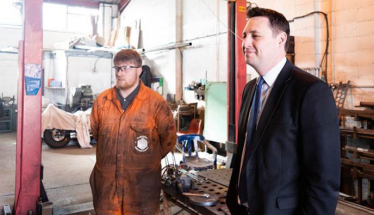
0,107,13,133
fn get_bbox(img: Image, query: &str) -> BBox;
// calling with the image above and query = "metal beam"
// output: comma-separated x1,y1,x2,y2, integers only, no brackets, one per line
227,1,236,144
234,0,247,142
14,0,44,213
43,0,100,8
118,0,130,12
227,0,246,144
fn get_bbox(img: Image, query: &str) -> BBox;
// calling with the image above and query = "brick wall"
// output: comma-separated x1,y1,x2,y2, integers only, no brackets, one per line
334,0,374,108
250,0,374,109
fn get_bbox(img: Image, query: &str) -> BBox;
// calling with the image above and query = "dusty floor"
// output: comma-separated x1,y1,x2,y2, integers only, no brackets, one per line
2,132,373,215
0,132,191,215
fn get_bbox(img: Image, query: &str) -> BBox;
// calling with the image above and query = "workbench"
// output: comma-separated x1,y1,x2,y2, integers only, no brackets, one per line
162,163,374,214
162,169,232,215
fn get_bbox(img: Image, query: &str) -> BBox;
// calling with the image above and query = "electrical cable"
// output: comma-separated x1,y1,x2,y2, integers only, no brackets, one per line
198,0,243,42
289,11,329,83
46,52,54,84
195,1,330,83
93,55,105,73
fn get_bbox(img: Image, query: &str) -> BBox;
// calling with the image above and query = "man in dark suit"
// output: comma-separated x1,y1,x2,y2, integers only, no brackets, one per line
226,7,340,215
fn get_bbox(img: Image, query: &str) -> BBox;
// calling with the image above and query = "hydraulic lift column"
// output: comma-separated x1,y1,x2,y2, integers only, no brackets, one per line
14,0,43,214
226,0,247,168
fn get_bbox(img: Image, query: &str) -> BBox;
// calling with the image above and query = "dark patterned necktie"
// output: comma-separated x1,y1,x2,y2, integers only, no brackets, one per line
238,76,264,204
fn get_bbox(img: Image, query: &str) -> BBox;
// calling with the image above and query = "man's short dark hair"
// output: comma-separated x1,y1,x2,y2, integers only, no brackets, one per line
113,49,142,67
247,7,290,52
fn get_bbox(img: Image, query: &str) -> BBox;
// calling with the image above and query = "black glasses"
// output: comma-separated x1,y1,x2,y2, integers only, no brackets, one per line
113,65,141,73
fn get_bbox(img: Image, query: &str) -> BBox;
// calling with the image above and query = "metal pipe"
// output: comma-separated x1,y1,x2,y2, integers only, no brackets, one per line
183,192,210,198
350,85,374,88
228,1,236,143
332,0,336,84
142,42,192,54
216,0,220,81
180,31,227,43
314,2,321,69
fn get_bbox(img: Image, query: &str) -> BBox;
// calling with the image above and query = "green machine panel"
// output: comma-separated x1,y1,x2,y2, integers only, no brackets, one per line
203,82,227,143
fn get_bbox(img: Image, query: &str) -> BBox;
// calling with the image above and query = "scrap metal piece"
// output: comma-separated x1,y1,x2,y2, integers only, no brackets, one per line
179,169,207,183
188,193,219,207
183,192,210,198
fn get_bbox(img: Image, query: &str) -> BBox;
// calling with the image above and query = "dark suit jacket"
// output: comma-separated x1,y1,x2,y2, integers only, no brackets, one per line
227,60,341,215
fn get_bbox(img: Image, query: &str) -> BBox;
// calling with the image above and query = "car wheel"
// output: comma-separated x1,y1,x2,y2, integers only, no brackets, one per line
43,129,71,148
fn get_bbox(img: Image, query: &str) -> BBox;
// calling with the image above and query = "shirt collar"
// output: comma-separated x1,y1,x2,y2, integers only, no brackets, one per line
116,81,141,101
260,57,287,87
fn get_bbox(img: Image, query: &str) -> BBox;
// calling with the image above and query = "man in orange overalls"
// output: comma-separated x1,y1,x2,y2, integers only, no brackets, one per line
90,49,176,214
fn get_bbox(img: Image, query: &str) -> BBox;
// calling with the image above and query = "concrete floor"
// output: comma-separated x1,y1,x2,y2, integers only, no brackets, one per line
0,132,190,215
3,131,374,215
0,132,96,214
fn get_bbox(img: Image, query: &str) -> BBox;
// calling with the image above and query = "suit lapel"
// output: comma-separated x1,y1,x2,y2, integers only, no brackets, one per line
235,80,257,164
238,81,257,138
247,60,294,157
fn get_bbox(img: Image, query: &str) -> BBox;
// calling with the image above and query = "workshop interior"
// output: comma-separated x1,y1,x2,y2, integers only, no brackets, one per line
0,0,374,214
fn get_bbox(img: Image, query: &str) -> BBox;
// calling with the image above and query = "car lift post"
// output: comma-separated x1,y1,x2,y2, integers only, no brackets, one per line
14,0,44,214
226,0,247,168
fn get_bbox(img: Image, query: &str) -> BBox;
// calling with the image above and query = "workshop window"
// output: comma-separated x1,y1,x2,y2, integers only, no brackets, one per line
67,6,97,34
43,3,67,31
0,0,22,26
0,1,97,33
43,3,98,34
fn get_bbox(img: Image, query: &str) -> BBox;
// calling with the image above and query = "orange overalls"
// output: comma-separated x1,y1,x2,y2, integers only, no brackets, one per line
90,82,176,214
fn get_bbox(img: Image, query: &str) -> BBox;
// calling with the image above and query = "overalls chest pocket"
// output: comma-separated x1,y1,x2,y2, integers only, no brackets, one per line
130,123,154,155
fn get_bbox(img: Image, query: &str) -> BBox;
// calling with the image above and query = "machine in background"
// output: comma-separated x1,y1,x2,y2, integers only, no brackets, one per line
68,85,94,112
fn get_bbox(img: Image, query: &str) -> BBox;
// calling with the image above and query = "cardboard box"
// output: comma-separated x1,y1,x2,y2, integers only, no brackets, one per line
42,202,53,215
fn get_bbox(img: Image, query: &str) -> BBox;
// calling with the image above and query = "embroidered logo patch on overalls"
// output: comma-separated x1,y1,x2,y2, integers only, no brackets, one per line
135,135,149,152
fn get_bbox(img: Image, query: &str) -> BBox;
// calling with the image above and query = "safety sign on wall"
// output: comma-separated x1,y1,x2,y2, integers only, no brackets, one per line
25,64,42,95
